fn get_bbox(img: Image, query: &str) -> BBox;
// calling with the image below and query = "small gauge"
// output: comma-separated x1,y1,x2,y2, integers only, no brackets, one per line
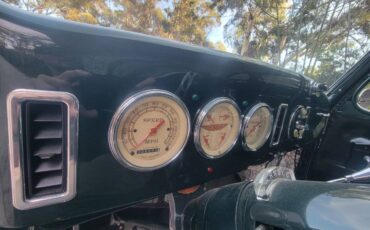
357,85,370,112
242,103,273,151
288,105,310,139
108,89,190,171
194,98,241,158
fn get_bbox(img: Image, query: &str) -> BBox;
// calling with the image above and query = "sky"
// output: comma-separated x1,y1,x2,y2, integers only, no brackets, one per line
207,13,234,52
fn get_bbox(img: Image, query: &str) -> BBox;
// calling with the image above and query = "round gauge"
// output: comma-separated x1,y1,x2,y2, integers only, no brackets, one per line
288,105,309,140
108,89,190,171
194,98,241,158
242,103,273,151
357,85,370,111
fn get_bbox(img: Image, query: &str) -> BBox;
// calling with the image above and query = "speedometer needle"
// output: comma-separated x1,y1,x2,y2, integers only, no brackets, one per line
135,119,165,148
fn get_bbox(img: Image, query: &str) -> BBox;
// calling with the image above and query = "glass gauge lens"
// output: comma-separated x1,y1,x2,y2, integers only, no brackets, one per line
109,90,190,171
242,103,273,151
288,105,309,140
195,98,241,158
357,83,370,112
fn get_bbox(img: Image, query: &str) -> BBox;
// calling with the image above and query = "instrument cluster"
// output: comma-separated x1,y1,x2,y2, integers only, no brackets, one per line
0,5,320,227
108,89,305,171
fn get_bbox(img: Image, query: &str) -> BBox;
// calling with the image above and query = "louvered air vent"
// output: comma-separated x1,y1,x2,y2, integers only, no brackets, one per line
7,89,78,210
22,102,66,198
270,104,288,146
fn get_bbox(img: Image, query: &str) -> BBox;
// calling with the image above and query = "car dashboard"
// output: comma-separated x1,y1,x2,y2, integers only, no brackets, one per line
0,2,327,228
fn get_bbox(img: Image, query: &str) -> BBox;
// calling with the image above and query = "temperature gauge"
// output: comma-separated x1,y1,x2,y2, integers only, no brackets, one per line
242,103,273,151
194,98,241,158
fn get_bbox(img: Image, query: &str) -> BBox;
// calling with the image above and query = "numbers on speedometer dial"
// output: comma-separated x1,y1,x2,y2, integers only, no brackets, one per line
242,103,273,151
194,98,241,158
108,90,190,171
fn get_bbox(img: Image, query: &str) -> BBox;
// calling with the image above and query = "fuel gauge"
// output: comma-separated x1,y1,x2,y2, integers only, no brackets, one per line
194,98,241,158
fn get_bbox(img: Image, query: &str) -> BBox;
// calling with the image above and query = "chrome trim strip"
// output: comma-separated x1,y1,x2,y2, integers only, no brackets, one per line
194,97,241,159
241,103,274,151
108,89,191,171
7,89,79,210
270,104,288,146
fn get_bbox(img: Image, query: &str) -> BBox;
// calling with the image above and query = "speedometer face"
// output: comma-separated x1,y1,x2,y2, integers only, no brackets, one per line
242,103,273,151
194,98,241,158
108,90,190,171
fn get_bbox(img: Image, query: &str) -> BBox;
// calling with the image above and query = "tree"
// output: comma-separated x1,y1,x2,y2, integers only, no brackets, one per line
3,0,369,84
164,0,220,46
112,0,167,35
213,0,369,84
3,0,115,25
211,41,228,51
3,0,220,48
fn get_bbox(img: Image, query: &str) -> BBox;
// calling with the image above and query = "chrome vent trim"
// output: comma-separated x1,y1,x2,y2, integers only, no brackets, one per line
270,104,288,146
7,89,78,210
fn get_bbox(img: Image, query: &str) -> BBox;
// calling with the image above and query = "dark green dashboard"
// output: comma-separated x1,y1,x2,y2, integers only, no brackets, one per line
0,2,325,228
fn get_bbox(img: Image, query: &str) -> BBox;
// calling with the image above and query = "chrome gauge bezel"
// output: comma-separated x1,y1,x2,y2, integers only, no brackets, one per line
287,105,305,139
194,97,242,159
108,89,191,171
287,105,310,140
241,103,274,151
355,81,370,113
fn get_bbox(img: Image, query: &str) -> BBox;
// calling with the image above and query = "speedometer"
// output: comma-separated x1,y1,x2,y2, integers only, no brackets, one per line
108,89,190,171
242,103,273,151
194,98,241,158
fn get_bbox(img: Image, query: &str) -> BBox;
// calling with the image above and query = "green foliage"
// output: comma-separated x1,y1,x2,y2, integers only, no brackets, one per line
213,0,369,84
210,41,228,51
3,0,220,46
3,0,369,85
165,0,219,46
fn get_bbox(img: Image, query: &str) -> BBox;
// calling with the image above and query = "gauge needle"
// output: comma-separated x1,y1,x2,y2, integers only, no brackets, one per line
135,119,165,148
203,135,210,146
247,121,262,136
219,133,226,145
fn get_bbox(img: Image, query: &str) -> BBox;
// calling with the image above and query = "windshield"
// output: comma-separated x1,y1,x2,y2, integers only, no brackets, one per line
2,0,369,85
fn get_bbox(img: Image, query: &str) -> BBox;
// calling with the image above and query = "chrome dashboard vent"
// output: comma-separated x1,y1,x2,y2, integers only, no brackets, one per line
7,89,78,210
270,104,288,146
22,102,66,198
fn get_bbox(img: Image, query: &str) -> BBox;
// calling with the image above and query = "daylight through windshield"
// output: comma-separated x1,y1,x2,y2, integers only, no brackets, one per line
4,0,369,85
